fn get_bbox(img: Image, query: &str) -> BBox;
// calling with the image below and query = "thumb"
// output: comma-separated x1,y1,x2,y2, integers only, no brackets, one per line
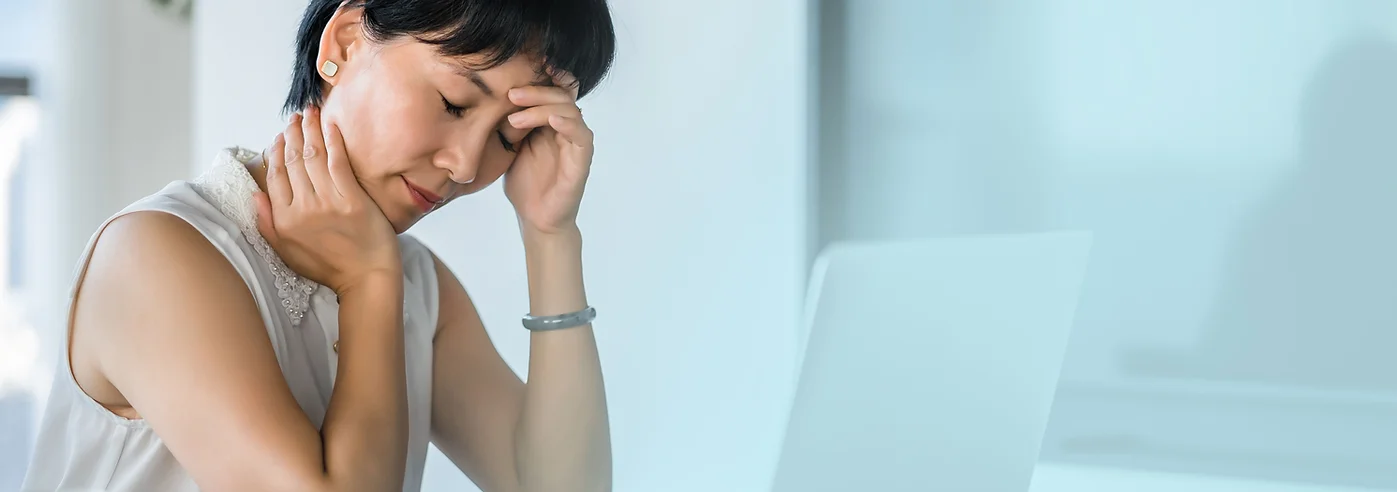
253,191,280,246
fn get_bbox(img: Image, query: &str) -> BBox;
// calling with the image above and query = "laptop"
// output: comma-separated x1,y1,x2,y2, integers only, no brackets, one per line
771,232,1093,492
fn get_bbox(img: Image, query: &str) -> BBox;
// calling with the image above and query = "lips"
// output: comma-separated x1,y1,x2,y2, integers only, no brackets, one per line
403,177,444,214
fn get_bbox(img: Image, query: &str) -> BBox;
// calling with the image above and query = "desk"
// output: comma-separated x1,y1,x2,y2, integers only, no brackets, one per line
1031,463,1391,492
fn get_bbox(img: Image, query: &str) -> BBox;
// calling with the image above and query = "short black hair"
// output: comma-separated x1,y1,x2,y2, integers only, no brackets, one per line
284,0,616,115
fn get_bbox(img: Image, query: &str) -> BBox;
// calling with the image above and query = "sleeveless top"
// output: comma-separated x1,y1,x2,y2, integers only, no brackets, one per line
22,148,441,492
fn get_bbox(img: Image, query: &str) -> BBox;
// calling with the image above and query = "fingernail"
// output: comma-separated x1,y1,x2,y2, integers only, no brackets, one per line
508,88,523,101
508,112,525,127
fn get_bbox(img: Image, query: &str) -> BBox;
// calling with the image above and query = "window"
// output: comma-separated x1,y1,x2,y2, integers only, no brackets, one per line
0,88,38,492
0,3,41,488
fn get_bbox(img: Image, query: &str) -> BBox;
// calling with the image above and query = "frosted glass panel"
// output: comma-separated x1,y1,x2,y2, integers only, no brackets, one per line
820,0,1397,488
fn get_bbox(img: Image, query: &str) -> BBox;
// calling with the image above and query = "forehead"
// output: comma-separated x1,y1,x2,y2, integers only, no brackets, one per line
390,40,550,88
446,56,553,94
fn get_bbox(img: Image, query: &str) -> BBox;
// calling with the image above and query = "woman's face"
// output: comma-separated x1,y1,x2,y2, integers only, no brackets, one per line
319,32,548,233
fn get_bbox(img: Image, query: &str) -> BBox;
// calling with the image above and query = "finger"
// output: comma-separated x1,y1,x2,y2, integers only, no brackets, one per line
547,66,581,100
324,121,359,197
508,85,576,107
547,114,594,148
253,190,280,247
283,113,315,199
507,103,583,131
265,133,292,207
301,106,336,195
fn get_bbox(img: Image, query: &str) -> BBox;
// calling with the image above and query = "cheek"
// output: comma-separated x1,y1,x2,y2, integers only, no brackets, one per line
333,77,439,178
454,155,513,198
480,156,513,186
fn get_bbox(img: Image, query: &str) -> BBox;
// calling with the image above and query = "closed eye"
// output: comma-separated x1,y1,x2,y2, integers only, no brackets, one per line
498,130,519,153
442,93,518,152
441,94,466,118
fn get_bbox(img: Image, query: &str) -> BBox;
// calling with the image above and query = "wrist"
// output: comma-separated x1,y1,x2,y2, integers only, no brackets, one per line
521,227,587,317
336,269,403,299
521,223,583,250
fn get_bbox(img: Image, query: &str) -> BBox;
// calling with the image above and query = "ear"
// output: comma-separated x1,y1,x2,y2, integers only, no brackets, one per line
316,4,367,87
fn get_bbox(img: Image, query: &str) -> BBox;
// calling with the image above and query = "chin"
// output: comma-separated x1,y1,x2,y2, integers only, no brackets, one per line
365,189,420,235
391,214,425,235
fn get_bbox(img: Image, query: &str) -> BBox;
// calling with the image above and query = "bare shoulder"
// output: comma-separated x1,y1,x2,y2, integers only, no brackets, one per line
88,210,236,272
62,211,355,489
69,210,266,416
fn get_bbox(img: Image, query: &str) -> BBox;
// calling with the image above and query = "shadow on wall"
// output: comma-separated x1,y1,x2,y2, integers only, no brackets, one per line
1127,35,1397,393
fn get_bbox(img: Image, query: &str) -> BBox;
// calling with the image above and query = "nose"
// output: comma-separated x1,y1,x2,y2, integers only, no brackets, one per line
438,154,477,185
435,142,481,186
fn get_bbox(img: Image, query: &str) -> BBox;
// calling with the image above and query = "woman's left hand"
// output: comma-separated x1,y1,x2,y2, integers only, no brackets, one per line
503,68,593,239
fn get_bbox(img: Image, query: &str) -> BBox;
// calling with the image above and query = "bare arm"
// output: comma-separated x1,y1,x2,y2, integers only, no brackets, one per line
73,211,406,492
429,228,611,492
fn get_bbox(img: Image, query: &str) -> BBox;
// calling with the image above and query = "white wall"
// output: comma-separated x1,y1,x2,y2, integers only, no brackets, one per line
192,0,304,170
28,0,192,405
196,1,811,491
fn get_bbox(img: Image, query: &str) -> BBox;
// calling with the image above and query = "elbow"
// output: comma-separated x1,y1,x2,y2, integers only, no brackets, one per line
256,470,398,492
513,454,613,492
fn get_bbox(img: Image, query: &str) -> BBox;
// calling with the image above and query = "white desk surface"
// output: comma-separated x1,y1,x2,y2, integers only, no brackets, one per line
1030,463,1390,492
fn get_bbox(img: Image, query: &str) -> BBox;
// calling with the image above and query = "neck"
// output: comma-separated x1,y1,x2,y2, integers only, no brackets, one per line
246,152,270,195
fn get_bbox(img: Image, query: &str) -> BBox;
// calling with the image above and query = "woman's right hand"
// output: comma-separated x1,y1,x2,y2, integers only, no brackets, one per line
254,106,401,295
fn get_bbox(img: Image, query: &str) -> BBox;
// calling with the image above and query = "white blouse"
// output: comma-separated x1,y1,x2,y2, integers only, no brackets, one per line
22,148,442,492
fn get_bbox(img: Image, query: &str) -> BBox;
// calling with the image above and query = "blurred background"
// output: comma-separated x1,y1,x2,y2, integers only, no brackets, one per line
3,0,1397,491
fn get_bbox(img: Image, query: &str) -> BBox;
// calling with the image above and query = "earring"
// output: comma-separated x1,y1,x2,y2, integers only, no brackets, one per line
321,60,339,77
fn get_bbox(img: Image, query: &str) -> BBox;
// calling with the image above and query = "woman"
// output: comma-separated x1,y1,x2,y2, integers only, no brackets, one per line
23,0,616,491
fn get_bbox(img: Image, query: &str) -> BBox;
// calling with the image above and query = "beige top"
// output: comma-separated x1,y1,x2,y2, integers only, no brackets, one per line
22,148,442,492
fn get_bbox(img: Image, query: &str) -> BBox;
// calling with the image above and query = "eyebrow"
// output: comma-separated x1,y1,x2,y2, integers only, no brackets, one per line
451,64,555,99
455,67,497,97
